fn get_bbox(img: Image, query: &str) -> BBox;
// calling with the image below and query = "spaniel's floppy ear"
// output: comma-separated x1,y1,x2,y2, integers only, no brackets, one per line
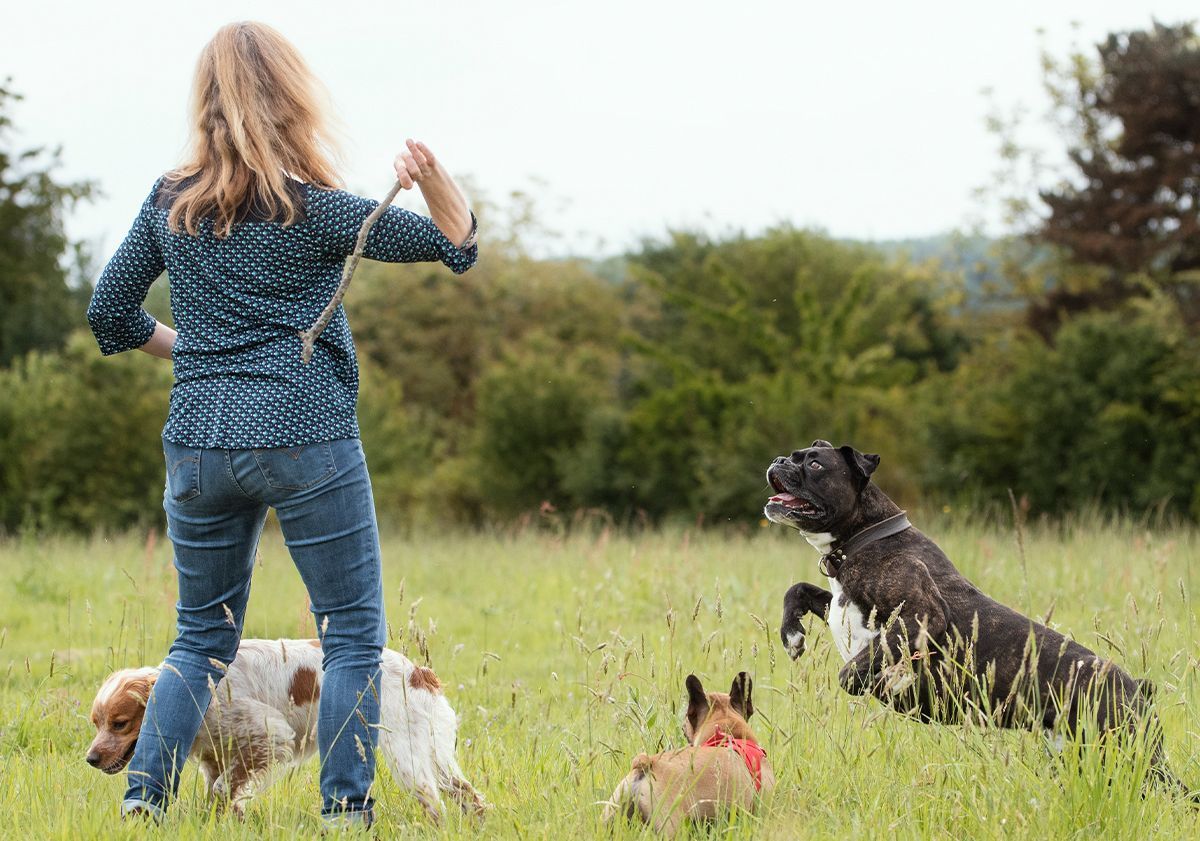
122,673,157,708
729,672,753,720
685,674,710,741
135,672,158,702
811,439,834,449
838,445,880,493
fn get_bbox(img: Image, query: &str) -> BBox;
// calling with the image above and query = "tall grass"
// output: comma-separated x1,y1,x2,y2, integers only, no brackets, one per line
1,515,1197,838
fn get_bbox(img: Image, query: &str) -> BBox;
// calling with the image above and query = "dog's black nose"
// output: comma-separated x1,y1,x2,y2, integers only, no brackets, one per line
86,753,102,768
773,456,786,465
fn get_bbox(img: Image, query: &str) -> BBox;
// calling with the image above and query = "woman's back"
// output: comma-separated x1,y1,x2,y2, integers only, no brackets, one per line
88,178,476,448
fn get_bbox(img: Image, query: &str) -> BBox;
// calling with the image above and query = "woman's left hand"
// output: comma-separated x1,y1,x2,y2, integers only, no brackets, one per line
393,139,438,189
393,139,473,247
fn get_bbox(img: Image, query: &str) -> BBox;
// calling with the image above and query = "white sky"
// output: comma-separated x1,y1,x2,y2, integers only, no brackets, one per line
2,0,1196,261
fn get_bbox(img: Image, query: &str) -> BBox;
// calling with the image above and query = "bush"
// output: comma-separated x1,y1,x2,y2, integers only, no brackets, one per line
471,336,617,517
927,305,1200,516
0,332,171,532
355,358,444,525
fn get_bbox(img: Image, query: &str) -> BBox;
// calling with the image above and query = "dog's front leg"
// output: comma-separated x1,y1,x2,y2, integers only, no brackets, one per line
780,582,833,660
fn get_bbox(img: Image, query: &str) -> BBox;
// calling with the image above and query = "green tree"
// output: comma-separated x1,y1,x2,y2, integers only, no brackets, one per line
1040,21,1200,277
617,228,965,520
1025,21,1200,331
627,228,965,391
0,82,95,366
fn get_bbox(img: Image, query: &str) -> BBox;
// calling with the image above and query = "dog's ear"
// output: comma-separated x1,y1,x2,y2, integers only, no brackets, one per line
838,445,880,493
122,673,157,707
112,667,154,710
729,672,753,720
685,674,710,738
811,439,834,449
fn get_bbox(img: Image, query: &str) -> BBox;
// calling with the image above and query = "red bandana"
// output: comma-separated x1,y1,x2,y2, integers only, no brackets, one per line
702,727,767,791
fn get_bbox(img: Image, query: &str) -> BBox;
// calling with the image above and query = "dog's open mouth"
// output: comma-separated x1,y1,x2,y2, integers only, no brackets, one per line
767,473,821,516
768,492,820,515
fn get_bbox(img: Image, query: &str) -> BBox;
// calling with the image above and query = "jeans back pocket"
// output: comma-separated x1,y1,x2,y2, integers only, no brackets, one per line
163,440,202,503
252,442,337,490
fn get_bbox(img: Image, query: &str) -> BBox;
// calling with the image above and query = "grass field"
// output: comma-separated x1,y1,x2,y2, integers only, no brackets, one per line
2,514,1199,839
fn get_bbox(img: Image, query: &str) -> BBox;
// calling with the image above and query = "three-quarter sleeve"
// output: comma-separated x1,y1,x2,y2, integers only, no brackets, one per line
317,189,478,274
87,182,165,355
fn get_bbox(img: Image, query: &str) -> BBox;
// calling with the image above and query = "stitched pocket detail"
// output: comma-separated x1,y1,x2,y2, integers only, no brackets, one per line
252,442,337,490
163,443,202,503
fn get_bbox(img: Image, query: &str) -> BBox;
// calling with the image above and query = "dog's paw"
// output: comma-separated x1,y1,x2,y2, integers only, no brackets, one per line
783,629,806,660
780,622,806,660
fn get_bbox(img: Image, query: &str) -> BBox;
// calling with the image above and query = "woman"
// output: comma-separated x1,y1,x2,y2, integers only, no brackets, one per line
85,21,476,826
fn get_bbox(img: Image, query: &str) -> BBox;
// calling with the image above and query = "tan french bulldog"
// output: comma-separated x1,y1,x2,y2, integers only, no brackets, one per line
603,672,774,835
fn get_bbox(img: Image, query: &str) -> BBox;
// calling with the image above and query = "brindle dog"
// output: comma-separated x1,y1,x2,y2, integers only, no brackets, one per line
767,440,1191,797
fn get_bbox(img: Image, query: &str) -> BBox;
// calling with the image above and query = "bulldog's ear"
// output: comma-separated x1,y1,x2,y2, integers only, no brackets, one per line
838,445,880,493
729,672,753,720
811,439,834,449
685,674,710,738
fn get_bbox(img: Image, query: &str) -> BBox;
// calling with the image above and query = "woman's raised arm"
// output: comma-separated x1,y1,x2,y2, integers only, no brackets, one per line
394,139,474,248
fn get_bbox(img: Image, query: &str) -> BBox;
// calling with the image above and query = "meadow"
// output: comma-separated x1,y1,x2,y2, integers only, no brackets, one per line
1,514,1198,839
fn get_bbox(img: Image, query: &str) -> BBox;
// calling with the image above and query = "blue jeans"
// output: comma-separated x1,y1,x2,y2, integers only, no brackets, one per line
123,438,386,821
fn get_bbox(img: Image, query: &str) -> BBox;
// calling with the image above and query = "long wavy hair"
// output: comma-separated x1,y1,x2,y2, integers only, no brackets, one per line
165,22,342,238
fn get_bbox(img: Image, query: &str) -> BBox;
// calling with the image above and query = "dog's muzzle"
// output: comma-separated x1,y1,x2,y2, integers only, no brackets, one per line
765,467,823,520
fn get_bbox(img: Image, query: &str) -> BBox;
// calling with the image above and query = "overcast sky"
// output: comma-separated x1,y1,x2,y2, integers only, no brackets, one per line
3,1,1196,262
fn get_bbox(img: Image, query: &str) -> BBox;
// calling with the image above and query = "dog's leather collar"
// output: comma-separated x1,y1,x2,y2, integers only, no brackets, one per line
819,511,911,578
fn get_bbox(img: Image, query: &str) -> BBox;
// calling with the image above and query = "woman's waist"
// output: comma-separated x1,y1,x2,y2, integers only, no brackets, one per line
165,373,359,447
171,316,352,362
171,339,355,382
169,367,356,400
162,400,361,450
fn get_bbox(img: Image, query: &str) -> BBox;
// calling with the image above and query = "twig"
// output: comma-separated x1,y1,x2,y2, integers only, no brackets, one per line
298,179,404,363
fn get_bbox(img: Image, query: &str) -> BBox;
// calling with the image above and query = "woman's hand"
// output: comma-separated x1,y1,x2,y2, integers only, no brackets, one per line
393,138,437,190
393,139,474,248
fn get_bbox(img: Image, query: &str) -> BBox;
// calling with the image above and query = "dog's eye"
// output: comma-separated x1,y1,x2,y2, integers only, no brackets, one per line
809,460,822,470
111,719,129,729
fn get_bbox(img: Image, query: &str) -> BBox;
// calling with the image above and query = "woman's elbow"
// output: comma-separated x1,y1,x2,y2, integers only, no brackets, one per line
85,299,110,338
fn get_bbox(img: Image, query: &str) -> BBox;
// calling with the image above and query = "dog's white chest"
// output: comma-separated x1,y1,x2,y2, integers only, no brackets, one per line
826,577,878,662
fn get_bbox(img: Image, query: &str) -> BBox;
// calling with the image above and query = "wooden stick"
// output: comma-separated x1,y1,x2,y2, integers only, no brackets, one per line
298,179,404,364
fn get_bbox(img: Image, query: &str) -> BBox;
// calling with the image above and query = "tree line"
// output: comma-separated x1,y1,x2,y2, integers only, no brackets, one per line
1,21,1198,533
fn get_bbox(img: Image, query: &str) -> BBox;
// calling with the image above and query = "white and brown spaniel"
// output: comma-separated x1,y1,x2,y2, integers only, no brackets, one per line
86,639,486,820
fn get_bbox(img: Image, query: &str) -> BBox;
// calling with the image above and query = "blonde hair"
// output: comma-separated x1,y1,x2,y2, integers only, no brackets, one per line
166,22,342,237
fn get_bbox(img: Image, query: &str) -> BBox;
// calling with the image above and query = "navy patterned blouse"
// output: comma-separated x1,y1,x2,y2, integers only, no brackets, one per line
87,178,478,449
